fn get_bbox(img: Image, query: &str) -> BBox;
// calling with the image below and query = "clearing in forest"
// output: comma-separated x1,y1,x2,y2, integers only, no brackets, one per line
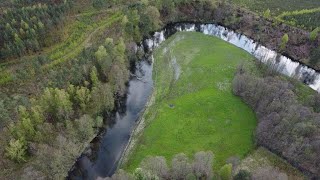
124,32,257,170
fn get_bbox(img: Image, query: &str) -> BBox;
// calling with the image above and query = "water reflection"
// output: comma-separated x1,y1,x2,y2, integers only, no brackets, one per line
145,23,320,92
68,61,153,179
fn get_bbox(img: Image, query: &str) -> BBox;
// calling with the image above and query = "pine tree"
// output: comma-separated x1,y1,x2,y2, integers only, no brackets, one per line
5,138,27,163
280,33,289,51
310,27,319,41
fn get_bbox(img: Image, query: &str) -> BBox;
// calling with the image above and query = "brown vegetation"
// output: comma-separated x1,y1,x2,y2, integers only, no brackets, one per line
232,66,320,177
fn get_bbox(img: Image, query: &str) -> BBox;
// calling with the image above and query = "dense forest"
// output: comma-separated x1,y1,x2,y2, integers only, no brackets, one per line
233,64,320,176
0,0,72,59
0,0,320,179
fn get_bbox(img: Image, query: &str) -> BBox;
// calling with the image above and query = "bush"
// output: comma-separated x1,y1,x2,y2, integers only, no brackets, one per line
171,153,192,179
66,115,96,142
280,33,289,50
234,170,251,180
90,83,114,114
9,106,44,142
310,47,320,66
133,168,159,180
310,27,319,41
5,138,27,163
38,88,73,123
192,151,214,179
139,156,169,179
263,9,271,19
219,164,233,180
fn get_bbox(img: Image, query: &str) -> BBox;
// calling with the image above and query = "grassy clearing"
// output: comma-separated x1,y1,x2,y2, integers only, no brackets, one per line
124,32,257,171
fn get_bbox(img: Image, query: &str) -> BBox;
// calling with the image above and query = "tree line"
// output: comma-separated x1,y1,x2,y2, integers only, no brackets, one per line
109,151,291,180
233,64,320,177
112,151,234,180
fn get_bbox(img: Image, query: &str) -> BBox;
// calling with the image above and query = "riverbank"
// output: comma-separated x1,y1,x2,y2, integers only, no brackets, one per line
166,2,320,70
121,31,314,178
118,79,156,168
123,32,257,171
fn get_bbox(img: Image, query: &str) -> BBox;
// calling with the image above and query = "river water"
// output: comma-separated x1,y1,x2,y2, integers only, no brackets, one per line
68,61,153,179
145,23,320,92
68,22,320,180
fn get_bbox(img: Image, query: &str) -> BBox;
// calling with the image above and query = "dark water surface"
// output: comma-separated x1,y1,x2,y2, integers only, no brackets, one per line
68,61,153,180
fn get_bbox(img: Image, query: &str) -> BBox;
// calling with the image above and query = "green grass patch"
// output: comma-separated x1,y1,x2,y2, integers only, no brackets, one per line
0,70,13,85
124,32,257,171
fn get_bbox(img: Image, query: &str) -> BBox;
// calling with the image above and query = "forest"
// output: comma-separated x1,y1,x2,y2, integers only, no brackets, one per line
0,0,319,179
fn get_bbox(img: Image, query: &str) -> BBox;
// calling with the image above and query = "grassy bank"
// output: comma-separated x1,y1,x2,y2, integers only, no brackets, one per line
124,32,257,171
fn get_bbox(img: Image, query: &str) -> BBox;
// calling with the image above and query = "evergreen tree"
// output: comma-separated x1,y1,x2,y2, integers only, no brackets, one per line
5,138,27,163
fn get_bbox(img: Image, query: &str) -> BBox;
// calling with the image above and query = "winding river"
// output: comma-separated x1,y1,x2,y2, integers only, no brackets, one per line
68,22,320,180
145,23,320,92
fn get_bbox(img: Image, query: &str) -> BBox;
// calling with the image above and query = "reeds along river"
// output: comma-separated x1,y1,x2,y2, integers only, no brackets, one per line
68,22,320,180
144,23,320,93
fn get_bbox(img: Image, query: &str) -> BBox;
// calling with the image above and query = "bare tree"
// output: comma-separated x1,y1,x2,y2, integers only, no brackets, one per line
140,156,169,179
252,166,288,180
171,153,192,179
192,151,214,179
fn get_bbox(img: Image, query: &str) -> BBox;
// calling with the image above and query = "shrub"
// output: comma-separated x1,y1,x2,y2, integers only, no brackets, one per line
219,164,233,180
67,85,91,113
171,153,192,179
263,9,271,19
234,170,251,180
280,33,289,50
310,27,319,41
139,156,169,179
9,106,44,142
192,151,214,179
133,168,159,180
90,83,114,114
5,138,27,163
310,47,320,65
70,115,96,142
38,88,73,123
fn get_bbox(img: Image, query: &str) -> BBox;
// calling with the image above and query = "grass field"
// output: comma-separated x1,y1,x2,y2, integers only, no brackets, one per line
124,32,258,171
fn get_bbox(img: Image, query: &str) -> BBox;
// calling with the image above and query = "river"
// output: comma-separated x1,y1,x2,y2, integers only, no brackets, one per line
68,60,153,179
68,22,320,180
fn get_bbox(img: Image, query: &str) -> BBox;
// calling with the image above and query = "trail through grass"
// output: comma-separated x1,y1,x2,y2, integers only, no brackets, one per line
125,32,257,171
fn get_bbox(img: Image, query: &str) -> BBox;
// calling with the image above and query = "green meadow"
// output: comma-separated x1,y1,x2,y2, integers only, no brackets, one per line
125,32,258,170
